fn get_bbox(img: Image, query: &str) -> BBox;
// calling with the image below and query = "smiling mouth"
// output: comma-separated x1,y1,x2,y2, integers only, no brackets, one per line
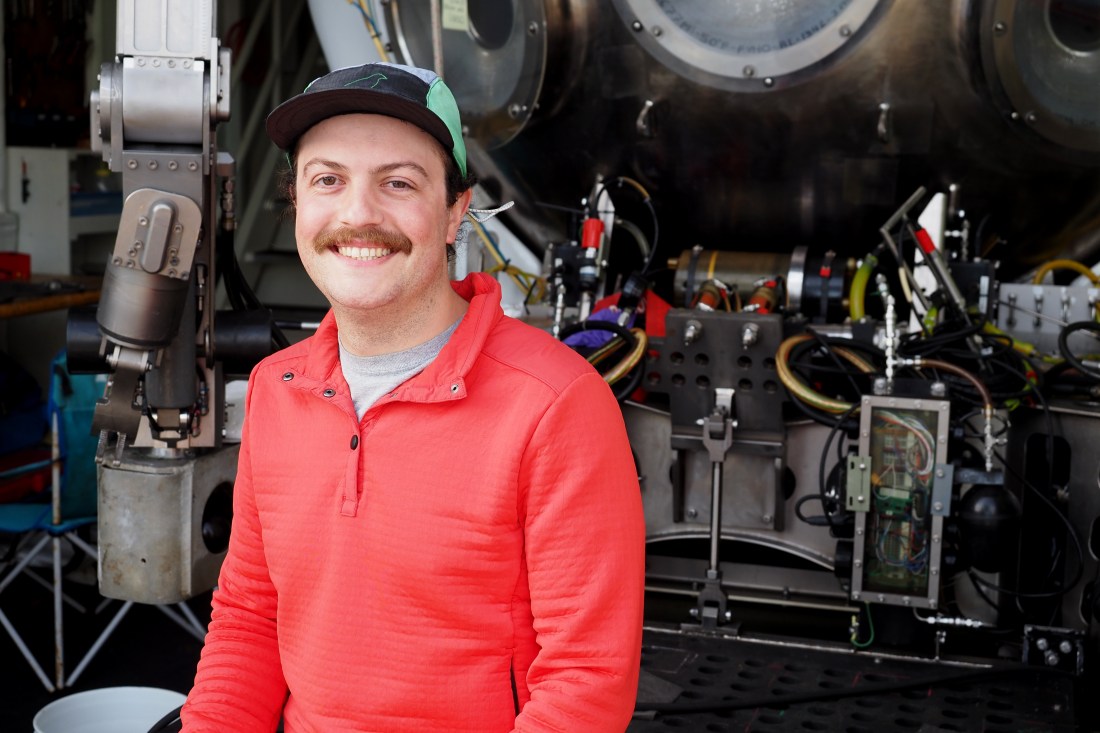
336,246,393,260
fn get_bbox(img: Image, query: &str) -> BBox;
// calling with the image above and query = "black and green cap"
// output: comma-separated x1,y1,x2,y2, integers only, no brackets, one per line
266,62,467,176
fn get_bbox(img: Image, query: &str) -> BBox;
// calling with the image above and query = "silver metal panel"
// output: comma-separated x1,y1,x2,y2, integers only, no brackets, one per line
117,0,216,58
994,283,1100,357
627,403,840,570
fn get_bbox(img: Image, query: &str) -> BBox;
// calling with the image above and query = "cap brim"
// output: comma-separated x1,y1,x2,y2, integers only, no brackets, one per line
265,88,454,153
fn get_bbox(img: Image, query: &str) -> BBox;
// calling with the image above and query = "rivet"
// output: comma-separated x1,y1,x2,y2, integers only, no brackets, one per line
350,435,359,449
323,388,335,397
282,372,293,381
451,383,459,393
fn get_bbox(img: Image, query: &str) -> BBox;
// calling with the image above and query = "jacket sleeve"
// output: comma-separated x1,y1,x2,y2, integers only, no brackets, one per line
514,371,646,732
181,376,288,732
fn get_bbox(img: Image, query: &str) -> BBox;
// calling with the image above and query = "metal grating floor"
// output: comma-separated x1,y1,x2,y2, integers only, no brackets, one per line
630,625,1076,732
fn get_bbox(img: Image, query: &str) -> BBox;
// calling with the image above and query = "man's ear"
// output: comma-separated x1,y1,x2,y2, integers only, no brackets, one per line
447,188,474,243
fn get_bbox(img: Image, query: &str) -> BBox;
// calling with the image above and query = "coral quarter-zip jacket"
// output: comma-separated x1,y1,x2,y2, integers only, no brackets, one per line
181,272,646,732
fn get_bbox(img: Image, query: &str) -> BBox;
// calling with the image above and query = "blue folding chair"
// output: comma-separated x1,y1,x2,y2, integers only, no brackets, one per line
0,351,128,691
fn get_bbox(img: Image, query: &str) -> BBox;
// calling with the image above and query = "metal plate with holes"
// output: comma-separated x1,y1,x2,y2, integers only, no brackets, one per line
630,626,1076,732
648,310,786,432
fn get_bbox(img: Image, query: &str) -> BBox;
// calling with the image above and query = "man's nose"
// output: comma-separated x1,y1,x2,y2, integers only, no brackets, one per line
339,185,384,228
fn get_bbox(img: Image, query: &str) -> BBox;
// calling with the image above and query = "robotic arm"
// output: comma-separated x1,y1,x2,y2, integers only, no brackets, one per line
89,0,230,455
75,0,240,606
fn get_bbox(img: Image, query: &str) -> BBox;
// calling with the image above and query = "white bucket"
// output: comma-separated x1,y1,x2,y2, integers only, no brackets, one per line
33,686,187,733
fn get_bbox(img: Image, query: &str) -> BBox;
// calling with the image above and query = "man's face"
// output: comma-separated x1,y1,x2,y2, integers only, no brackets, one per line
293,113,469,318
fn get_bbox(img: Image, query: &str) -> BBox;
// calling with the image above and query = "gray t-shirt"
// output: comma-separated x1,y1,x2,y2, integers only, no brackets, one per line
339,320,461,420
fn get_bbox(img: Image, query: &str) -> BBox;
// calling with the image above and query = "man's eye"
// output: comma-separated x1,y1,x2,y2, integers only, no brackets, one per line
387,180,411,190
316,175,338,186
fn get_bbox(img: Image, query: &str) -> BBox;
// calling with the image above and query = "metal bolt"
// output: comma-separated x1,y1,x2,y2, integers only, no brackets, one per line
763,77,775,88
994,21,1007,35
188,162,198,171
1059,640,1073,654
174,224,183,234
762,514,773,524
133,241,143,249
687,507,698,518
1037,638,1049,651
856,528,864,536
127,160,138,169
839,25,852,37
148,160,158,170
1045,651,1060,667
138,217,149,227
651,26,662,37
632,20,643,32
1025,111,1037,124
168,160,178,170
854,559,862,568
936,470,944,478
689,607,700,618
527,22,538,36
168,59,175,68
152,58,160,67
933,501,943,512
113,257,122,266
743,65,756,78
183,60,192,69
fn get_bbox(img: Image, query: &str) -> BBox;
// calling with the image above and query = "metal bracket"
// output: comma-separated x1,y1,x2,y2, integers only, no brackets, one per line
846,455,872,512
931,463,954,517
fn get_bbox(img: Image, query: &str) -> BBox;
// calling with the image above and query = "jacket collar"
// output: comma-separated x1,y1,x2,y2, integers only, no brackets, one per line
299,272,504,403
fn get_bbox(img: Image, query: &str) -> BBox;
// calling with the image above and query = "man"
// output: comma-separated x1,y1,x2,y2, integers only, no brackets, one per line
181,62,646,732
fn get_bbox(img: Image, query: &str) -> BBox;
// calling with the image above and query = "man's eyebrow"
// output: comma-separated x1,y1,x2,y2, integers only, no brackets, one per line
374,160,430,179
300,157,348,174
298,158,430,179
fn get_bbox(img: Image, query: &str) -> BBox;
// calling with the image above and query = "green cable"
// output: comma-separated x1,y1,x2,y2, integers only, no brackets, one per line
849,253,877,322
850,603,875,649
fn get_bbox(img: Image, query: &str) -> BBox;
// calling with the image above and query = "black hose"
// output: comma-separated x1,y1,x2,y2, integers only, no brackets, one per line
558,320,643,402
557,319,637,349
146,705,182,733
1058,320,1100,381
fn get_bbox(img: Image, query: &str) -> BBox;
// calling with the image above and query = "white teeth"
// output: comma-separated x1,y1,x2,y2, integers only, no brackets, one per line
336,246,393,260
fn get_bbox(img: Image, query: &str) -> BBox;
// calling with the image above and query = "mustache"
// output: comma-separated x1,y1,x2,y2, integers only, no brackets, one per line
313,226,412,254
